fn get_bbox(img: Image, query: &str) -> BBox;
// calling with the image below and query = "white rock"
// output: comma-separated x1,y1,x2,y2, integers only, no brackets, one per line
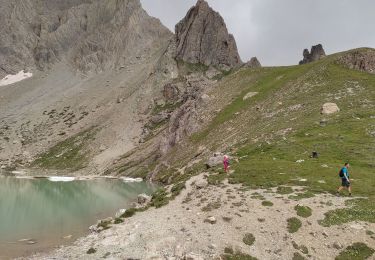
296,159,305,163
206,153,224,168
137,194,152,205
99,145,107,152
195,179,208,189
205,216,217,224
200,94,210,101
243,92,258,101
115,209,126,218
321,103,340,115
185,253,204,260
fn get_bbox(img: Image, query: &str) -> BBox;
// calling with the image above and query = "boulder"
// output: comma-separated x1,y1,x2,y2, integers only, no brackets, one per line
204,216,217,224
115,209,126,218
321,103,340,115
175,0,242,68
244,57,261,68
206,153,224,168
299,44,326,64
205,67,221,79
195,179,208,189
243,92,258,101
137,194,152,205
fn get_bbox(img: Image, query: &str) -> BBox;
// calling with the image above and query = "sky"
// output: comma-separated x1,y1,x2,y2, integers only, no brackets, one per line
140,0,375,66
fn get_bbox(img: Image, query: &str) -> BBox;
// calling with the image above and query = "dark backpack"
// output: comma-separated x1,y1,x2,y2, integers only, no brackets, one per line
339,168,344,178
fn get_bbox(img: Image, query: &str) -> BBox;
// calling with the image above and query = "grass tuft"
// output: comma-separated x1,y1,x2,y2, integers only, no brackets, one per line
243,233,256,246
287,217,302,233
335,242,374,260
294,205,312,218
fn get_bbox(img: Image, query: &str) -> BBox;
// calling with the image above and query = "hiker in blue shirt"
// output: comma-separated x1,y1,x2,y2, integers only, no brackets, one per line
337,162,352,196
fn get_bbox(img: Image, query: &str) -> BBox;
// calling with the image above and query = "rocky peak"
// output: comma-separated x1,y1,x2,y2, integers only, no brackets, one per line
244,57,261,68
175,0,242,69
299,44,326,65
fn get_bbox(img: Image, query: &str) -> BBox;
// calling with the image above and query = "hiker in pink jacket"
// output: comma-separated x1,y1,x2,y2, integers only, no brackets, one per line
223,155,230,174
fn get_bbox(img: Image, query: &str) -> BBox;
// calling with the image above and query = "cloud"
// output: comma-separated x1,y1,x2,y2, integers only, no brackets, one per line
141,0,375,65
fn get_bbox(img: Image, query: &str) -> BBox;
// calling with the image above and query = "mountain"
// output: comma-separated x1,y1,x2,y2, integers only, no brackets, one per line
0,0,175,173
0,0,243,174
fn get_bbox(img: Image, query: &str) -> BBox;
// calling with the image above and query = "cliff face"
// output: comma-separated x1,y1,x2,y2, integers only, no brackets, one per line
0,0,171,77
175,0,242,69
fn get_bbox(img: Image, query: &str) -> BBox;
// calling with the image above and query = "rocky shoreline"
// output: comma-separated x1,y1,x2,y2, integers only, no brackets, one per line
24,173,375,260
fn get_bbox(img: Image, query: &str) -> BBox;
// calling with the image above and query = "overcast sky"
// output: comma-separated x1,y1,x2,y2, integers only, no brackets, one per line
140,0,375,66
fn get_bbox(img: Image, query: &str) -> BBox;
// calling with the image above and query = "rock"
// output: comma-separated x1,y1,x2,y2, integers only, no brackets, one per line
0,0,172,76
99,145,107,152
204,216,217,224
243,92,258,101
206,153,224,168
244,57,261,68
137,194,152,205
200,94,210,102
321,103,340,115
195,179,208,189
205,67,221,79
320,119,328,126
163,84,180,102
338,49,375,74
115,209,126,218
175,0,242,68
299,44,326,64
333,242,343,250
185,253,204,260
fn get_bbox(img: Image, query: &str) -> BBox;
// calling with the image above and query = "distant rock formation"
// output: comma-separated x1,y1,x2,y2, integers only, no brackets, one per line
175,0,242,69
299,44,326,65
244,57,261,68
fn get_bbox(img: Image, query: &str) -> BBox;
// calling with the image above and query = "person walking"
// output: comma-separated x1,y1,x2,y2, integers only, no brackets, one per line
223,155,230,174
337,162,352,196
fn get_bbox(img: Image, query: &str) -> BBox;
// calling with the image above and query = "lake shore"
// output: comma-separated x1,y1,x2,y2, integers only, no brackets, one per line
23,173,375,259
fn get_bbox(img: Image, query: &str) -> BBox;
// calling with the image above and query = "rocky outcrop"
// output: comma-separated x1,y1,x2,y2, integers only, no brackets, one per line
299,44,326,64
244,57,261,68
338,49,375,74
0,0,171,76
175,0,242,69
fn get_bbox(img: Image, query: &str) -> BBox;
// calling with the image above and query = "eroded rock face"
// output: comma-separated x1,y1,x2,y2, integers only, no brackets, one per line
299,44,326,64
0,0,171,77
244,57,261,68
175,0,242,69
338,49,375,74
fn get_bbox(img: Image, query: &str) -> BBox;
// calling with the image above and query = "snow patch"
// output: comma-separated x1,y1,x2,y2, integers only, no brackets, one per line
121,177,143,183
0,70,33,86
48,176,76,182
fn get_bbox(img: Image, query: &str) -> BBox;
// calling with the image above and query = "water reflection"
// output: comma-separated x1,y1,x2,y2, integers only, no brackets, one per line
0,177,154,257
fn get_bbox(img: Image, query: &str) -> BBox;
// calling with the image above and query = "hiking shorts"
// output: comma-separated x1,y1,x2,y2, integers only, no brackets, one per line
341,179,350,187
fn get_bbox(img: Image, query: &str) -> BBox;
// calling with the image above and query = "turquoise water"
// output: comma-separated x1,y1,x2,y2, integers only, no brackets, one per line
0,177,154,258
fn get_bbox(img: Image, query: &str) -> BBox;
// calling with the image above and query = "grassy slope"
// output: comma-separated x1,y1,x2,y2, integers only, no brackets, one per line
164,48,375,226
